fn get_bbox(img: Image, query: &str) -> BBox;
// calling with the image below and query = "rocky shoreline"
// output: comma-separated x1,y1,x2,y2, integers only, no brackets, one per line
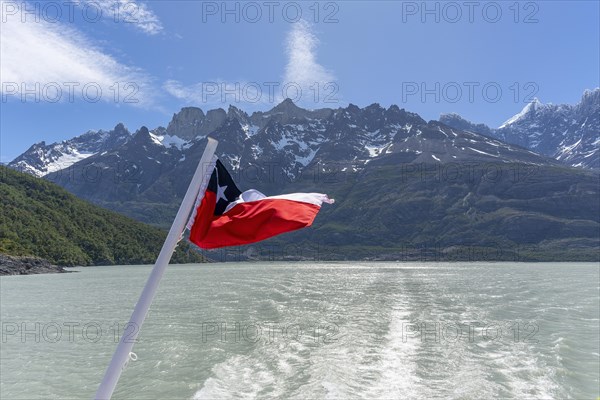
0,254,70,275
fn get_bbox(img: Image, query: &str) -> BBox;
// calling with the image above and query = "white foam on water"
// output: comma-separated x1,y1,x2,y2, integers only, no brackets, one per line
192,333,313,400
363,306,424,399
321,381,346,399
485,343,564,399
192,355,278,399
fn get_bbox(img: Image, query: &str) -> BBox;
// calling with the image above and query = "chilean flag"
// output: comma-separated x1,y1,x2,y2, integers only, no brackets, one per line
187,157,334,249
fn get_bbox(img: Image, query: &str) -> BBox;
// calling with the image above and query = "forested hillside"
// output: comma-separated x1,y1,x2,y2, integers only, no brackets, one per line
0,166,204,266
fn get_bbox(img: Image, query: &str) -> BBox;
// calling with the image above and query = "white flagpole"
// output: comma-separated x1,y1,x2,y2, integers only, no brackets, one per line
95,137,218,400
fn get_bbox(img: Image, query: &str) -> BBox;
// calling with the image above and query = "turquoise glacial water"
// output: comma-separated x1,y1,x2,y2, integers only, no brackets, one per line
1,262,598,399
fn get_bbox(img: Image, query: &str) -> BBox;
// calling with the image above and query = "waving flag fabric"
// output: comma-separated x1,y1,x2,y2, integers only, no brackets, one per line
188,158,334,249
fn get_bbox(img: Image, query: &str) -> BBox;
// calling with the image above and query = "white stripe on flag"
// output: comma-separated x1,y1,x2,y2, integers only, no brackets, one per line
224,189,334,213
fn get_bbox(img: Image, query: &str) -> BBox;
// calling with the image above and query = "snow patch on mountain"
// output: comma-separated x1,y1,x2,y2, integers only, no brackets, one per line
242,124,260,138
365,145,386,157
295,148,318,167
45,150,96,174
149,133,189,149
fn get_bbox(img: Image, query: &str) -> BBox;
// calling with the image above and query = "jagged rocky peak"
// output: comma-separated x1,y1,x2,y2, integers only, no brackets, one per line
248,99,335,128
29,141,46,150
346,103,361,113
342,102,384,116
581,87,600,101
269,98,303,114
577,87,600,113
132,126,151,141
113,122,128,135
151,126,167,136
95,123,131,152
386,104,420,118
440,112,466,124
202,108,227,135
365,103,384,113
439,113,470,130
439,113,493,137
263,98,311,122
529,97,542,107
385,104,424,126
249,98,311,126
132,126,167,148
166,107,206,140
227,105,249,122
206,108,227,121
332,103,360,121
108,122,130,138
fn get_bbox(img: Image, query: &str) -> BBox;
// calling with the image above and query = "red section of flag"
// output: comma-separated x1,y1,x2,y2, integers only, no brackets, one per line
189,190,217,245
189,198,321,249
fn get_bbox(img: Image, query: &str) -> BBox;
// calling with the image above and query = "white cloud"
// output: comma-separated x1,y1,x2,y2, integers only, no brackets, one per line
163,80,194,102
164,21,337,109
0,2,156,108
283,20,335,90
79,0,163,35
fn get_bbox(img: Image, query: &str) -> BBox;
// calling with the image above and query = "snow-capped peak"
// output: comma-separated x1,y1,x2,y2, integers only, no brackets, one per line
499,98,542,129
8,124,132,176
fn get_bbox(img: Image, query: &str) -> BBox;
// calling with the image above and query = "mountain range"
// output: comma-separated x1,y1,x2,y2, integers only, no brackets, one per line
6,91,600,261
440,89,599,169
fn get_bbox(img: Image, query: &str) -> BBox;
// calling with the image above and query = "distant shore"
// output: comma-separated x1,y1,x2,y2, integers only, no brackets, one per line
0,254,69,275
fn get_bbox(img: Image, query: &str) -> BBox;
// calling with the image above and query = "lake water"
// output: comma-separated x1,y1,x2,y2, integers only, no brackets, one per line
1,262,598,399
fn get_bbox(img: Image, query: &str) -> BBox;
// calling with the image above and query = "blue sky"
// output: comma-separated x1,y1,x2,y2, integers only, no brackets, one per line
1,0,598,162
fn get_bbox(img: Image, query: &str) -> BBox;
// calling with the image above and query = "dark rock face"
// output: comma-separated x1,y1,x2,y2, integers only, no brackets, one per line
165,107,228,140
0,254,68,275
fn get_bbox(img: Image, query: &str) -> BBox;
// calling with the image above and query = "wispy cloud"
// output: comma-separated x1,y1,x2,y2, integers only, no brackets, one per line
79,0,163,35
284,20,335,91
163,80,195,102
0,1,156,108
165,21,337,109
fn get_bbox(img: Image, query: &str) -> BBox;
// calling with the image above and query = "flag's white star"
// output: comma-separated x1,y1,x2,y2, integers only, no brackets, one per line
216,184,228,203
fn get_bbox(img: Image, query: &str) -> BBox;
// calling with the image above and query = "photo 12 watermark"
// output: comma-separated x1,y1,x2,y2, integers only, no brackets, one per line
1,321,140,344
1,320,340,345
399,1,540,24
199,1,340,24
396,321,539,344
164,80,340,106
1,1,156,25
1,81,140,104
401,81,539,104
200,321,340,344
397,161,540,184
